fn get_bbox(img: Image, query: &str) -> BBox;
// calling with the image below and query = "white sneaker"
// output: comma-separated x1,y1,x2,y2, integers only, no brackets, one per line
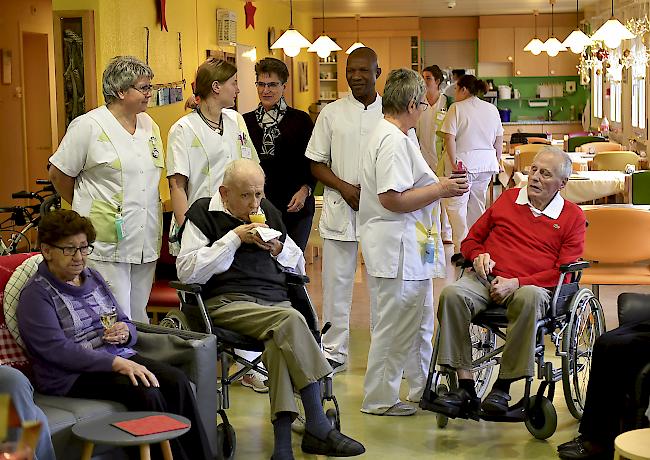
241,370,269,393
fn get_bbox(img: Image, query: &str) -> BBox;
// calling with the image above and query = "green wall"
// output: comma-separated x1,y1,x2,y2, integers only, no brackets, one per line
486,76,588,122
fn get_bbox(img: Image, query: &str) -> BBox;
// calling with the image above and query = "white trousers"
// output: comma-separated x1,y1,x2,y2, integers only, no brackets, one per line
88,260,156,323
440,201,452,241
361,257,432,413
322,238,376,364
443,171,493,253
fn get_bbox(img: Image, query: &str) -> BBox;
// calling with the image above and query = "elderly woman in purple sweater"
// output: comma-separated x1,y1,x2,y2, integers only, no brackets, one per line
17,210,210,460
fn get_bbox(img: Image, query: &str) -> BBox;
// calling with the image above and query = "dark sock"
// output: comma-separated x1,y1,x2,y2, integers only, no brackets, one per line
272,412,294,460
493,378,515,394
458,379,477,398
300,382,331,440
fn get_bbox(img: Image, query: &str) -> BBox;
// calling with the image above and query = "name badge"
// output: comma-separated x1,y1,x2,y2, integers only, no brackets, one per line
436,111,446,121
241,146,252,159
115,213,126,241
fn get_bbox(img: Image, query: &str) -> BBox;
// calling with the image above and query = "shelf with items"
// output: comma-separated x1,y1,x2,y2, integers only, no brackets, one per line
318,54,339,103
410,35,420,72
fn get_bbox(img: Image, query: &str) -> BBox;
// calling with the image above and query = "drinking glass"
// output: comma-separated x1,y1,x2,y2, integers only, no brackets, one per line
99,306,117,329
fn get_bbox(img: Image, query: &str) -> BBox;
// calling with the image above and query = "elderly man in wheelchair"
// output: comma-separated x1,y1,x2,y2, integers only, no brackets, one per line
175,159,365,460
423,147,601,436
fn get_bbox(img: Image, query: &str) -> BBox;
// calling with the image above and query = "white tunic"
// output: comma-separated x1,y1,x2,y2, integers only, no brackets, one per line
439,96,503,174
305,94,383,241
166,109,259,206
49,105,164,264
416,93,447,175
359,119,446,281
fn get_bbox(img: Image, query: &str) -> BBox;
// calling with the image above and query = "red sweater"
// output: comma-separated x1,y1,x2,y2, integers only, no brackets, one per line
461,188,586,288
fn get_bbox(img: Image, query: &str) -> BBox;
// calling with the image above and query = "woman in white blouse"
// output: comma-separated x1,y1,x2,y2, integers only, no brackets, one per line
359,68,468,416
439,75,503,254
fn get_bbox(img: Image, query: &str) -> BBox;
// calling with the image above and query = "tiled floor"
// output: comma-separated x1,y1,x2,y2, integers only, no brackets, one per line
226,245,650,459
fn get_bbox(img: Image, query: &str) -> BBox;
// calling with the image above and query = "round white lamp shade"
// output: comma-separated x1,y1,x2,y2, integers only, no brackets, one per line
271,28,312,57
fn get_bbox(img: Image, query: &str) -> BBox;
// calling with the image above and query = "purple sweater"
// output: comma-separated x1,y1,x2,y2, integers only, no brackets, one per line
17,262,137,395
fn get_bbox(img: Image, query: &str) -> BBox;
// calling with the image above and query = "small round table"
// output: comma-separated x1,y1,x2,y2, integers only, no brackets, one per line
614,428,650,460
72,411,190,460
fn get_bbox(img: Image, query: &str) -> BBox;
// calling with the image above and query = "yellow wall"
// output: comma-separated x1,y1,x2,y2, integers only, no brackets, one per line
52,0,315,200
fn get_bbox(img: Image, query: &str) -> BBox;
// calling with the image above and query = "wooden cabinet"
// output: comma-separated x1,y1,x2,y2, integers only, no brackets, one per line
514,27,549,76
548,27,580,76
478,28,514,63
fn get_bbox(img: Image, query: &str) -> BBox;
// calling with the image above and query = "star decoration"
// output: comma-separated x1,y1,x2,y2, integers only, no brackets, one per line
244,2,257,30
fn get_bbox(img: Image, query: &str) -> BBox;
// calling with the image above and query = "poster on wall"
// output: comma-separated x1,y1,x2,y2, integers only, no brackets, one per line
298,61,308,93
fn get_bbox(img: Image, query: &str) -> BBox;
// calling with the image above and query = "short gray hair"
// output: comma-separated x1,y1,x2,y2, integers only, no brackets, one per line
102,56,154,104
534,146,572,180
382,68,426,116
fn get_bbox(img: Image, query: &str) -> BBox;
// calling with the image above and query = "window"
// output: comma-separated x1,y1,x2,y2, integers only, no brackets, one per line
608,49,622,123
592,61,603,119
631,37,647,129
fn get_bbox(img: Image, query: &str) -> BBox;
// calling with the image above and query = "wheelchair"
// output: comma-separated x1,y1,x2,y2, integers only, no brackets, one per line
159,271,340,460
419,260,606,440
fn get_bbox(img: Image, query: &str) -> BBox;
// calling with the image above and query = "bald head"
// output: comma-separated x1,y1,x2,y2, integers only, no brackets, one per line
220,159,266,221
222,159,265,186
346,47,381,105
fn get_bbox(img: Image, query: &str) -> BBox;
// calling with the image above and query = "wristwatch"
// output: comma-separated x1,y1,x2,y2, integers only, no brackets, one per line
304,184,312,196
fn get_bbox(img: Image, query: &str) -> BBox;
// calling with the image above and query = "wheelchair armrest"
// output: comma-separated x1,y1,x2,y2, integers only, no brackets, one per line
560,261,590,273
635,362,650,405
617,293,650,325
285,272,310,285
451,253,472,268
169,280,203,294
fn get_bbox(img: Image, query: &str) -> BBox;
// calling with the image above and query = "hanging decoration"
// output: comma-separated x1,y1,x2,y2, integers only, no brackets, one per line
626,16,650,37
244,2,256,30
157,0,168,32
621,49,634,68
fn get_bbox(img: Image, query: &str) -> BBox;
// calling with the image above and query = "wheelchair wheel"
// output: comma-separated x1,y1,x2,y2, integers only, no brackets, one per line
159,309,191,330
470,324,497,398
561,289,606,420
216,421,236,460
325,408,340,430
524,395,557,440
435,384,450,428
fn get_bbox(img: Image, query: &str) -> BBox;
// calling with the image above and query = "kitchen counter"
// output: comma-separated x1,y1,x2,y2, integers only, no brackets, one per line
502,120,581,125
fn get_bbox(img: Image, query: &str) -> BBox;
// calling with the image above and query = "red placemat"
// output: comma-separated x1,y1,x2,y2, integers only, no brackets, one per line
112,415,189,436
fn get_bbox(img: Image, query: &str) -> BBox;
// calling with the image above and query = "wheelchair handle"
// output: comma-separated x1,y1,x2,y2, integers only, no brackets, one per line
559,261,590,273
11,191,34,200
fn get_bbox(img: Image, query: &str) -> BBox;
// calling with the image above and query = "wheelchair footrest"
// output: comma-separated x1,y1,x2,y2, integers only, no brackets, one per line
479,398,527,423
419,391,481,421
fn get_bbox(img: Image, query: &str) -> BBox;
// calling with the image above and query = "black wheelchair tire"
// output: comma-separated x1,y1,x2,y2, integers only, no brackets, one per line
159,309,191,330
561,289,606,420
435,384,450,428
216,421,236,460
524,395,557,440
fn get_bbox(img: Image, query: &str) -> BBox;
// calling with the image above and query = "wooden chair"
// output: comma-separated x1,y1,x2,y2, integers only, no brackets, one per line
568,135,606,152
514,145,545,172
580,207,650,297
576,141,623,153
590,151,639,171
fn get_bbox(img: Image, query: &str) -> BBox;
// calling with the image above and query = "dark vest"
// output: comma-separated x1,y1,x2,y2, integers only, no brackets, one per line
185,198,289,302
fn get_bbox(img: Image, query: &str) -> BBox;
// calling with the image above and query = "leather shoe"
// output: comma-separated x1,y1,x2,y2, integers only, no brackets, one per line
557,437,611,459
301,429,365,457
430,387,480,419
480,388,511,415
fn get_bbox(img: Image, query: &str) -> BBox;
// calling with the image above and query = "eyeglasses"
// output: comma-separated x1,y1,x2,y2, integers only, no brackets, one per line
49,244,94,256
131,84,154,95
418,100,430,111
255,81,283,89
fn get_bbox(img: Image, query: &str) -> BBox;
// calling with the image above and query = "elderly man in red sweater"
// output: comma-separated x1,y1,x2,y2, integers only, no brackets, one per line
432,146,586,418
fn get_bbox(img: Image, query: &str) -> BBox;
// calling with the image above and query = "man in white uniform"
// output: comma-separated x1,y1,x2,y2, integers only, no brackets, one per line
49,56,163,322
306,47,383,372
416,65,452,243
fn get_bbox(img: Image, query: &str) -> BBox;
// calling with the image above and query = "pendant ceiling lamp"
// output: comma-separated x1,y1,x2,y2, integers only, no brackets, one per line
524,11,545,55
591,0,635,49
308,0,342,58
346,15,366,54
544,0,567,57
271,0,312,57
563,0,593,54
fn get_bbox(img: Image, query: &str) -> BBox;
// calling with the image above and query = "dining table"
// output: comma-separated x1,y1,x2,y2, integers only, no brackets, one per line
499,151,594,186
513,170,630,203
